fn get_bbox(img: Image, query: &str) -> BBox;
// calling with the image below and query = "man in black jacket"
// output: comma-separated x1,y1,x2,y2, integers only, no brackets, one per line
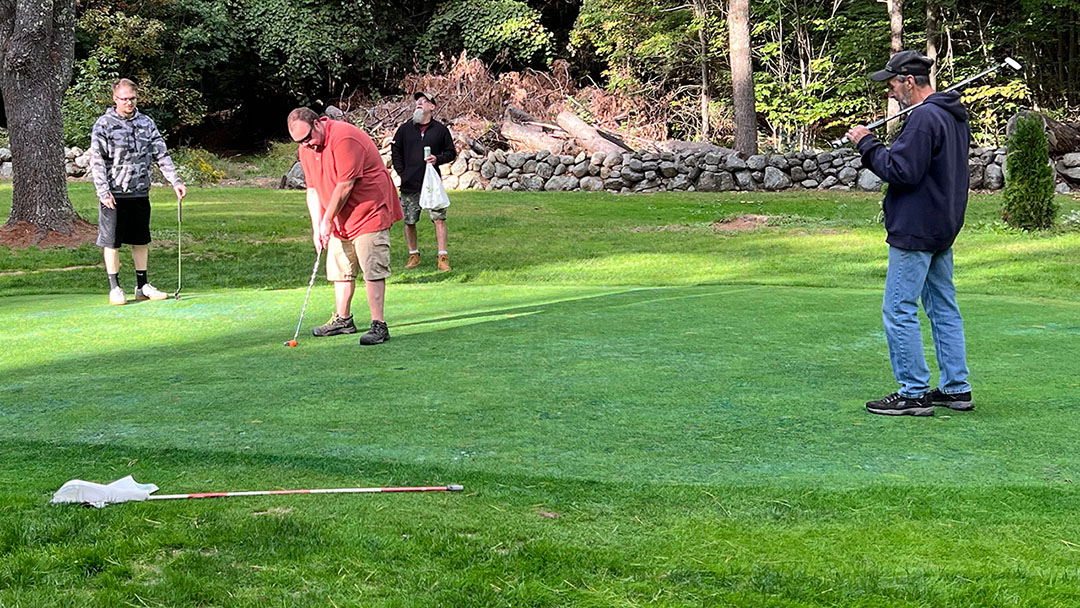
846,50,974,417
391,92,457,271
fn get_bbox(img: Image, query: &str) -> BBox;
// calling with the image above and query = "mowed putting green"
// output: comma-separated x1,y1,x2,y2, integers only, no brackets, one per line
2,184,1080,606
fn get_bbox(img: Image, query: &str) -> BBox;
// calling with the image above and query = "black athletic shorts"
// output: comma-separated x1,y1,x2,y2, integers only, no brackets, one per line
96,195,151,248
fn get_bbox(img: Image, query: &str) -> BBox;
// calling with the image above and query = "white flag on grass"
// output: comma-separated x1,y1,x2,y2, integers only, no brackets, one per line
51,475,159,508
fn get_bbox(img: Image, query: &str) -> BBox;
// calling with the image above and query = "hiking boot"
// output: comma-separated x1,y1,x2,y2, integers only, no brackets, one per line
312,314,357,337
927,388,974,411
405,253,421,269
359,320,390,345
437,254,451,272
865,392,933,416
108,286,127,306
135,283,168,301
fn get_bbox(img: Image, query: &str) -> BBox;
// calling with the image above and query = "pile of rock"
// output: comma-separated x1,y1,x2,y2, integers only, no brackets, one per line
0,148,10,178
64,147,92,178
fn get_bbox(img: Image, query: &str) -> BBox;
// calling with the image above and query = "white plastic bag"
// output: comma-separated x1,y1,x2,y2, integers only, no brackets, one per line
419,163,451,210
51,475,159,508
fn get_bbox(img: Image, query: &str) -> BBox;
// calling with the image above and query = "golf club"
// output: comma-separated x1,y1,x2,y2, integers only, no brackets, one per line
832,57,1023,148
285,247,323,347
174,192,184,300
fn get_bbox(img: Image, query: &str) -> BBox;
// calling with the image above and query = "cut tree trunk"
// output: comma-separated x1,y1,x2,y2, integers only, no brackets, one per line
886,0,904,136
555,111,625,156
0,0,81,234
500,121,566,154
1008,112,1080,155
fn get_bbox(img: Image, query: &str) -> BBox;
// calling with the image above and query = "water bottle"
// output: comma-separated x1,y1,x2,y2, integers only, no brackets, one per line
423,146,431,160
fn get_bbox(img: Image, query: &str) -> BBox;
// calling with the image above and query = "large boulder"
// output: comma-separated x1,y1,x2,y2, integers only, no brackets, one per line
984,164,1004,189
544,175,579,191
580,176,605,191
856,168,883,191
282,161,306,189
0,148,11,162
763,166,792,190
506,152,530,169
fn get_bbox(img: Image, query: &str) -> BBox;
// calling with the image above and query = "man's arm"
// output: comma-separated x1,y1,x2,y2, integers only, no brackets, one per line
436,124,457,165
306,187,324,250
855,115,934,187
88,119,114,206
390,125,406,176
317,179,357,245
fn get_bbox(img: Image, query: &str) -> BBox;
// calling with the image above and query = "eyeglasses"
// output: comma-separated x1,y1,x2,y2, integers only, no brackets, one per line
116,96,137,103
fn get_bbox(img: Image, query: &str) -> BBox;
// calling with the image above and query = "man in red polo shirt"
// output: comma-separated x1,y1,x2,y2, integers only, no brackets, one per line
287,108,403,345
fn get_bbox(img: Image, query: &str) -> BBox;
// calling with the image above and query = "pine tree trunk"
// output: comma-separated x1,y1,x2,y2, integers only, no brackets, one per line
886,0,904,135
692,0,710,143
0,0,80,234
926,0,939,89
728,0,757,155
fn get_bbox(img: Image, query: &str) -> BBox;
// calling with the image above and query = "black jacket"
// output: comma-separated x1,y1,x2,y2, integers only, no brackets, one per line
390,119,457,193
857,91,971,251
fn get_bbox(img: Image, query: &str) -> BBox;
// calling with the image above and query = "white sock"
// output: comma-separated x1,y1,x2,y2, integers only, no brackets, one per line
438,250,447,255
409,250,419,254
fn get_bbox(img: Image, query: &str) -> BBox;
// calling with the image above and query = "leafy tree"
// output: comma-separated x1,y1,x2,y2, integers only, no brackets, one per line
420,0,554,70
1002,113,1057,230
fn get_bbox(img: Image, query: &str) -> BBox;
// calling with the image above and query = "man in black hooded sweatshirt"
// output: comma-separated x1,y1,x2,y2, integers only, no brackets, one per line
846,50,974,417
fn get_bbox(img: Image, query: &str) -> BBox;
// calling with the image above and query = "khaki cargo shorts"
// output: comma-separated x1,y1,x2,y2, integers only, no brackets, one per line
400,191,447,224
326,230,391,282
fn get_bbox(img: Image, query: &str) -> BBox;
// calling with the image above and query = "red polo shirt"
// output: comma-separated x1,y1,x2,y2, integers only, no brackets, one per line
299,118,402,239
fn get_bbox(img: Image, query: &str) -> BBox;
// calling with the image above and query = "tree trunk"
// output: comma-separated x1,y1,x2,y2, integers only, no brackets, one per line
555,111,624,156
692,0,711,143
500,121,567,154
728,0,757,155
1,0,80,235
926,0,939,89
886,0,904,135
1009,112,1080,155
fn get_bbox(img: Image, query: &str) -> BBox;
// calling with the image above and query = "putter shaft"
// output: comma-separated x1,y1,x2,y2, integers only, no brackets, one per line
291,248,323,343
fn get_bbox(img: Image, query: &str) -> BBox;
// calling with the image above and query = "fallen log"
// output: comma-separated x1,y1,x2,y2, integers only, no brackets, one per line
500,121,566,154
556,110,626,156
1008,112,1080,155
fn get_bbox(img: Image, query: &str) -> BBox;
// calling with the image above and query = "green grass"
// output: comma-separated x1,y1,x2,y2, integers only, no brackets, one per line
2,182,1080,606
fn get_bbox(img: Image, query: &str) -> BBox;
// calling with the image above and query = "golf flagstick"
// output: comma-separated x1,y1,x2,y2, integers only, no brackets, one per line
174,192,184,300
148,485,464,501
50,476,463,507
832,57,1022,148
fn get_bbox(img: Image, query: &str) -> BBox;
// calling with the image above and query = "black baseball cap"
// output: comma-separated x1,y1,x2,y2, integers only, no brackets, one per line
871,50,935,81
413,91,437,105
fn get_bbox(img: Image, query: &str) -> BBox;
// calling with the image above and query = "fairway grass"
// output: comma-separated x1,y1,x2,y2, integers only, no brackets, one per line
2,184,1080,606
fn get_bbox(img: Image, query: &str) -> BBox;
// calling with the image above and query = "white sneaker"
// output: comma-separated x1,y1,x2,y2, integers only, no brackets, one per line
109,286,127,306
135,282,169,301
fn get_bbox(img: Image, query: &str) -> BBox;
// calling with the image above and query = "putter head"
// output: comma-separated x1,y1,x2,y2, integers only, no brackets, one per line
446,484,464,492
173,293,181,301
1004,57,1022,71
830,136,849,149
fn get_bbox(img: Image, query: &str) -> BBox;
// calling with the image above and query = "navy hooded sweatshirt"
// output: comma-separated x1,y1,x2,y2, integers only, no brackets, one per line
857,91,971,251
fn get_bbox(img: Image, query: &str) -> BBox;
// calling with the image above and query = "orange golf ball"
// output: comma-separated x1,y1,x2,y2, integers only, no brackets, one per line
288,340,297,347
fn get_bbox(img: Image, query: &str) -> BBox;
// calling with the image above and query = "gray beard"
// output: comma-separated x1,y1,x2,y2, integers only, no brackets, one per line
412,108,426,123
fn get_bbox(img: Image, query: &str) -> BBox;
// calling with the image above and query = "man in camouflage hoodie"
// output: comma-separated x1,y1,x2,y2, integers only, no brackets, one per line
90,78,186,305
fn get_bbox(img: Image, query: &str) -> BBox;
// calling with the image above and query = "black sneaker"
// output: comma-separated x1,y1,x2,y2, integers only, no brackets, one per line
312,314,357,337
927,388,974,411
359,320,390,345
865,392,933,416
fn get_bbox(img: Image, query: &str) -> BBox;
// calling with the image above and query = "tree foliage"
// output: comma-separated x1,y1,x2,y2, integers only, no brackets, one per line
421,0,554,70
1002,113,1058,230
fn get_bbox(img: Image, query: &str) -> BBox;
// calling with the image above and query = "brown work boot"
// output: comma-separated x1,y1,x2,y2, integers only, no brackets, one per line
437,254,451,272
405,253,421,269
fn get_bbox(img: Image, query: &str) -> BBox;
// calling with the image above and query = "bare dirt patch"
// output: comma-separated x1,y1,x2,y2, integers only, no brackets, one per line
0,264,100,277
711,214,772,232
0,219,98,249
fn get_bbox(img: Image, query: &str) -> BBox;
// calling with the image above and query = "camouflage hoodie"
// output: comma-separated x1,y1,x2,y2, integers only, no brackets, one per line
89,108,182,200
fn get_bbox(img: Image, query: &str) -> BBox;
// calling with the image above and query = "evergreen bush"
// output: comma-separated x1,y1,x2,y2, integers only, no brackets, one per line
1002,113,1058,230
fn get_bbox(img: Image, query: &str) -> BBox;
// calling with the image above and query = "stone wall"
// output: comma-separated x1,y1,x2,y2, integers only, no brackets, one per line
396,145,1071,194
0,144,1075,195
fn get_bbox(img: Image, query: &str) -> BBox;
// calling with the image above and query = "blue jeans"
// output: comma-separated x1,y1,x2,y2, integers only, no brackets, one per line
883,246,971,397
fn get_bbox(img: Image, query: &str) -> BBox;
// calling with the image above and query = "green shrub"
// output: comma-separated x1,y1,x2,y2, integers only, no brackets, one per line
1002,113,1058,230
0,128,8,147
167,148,227,185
